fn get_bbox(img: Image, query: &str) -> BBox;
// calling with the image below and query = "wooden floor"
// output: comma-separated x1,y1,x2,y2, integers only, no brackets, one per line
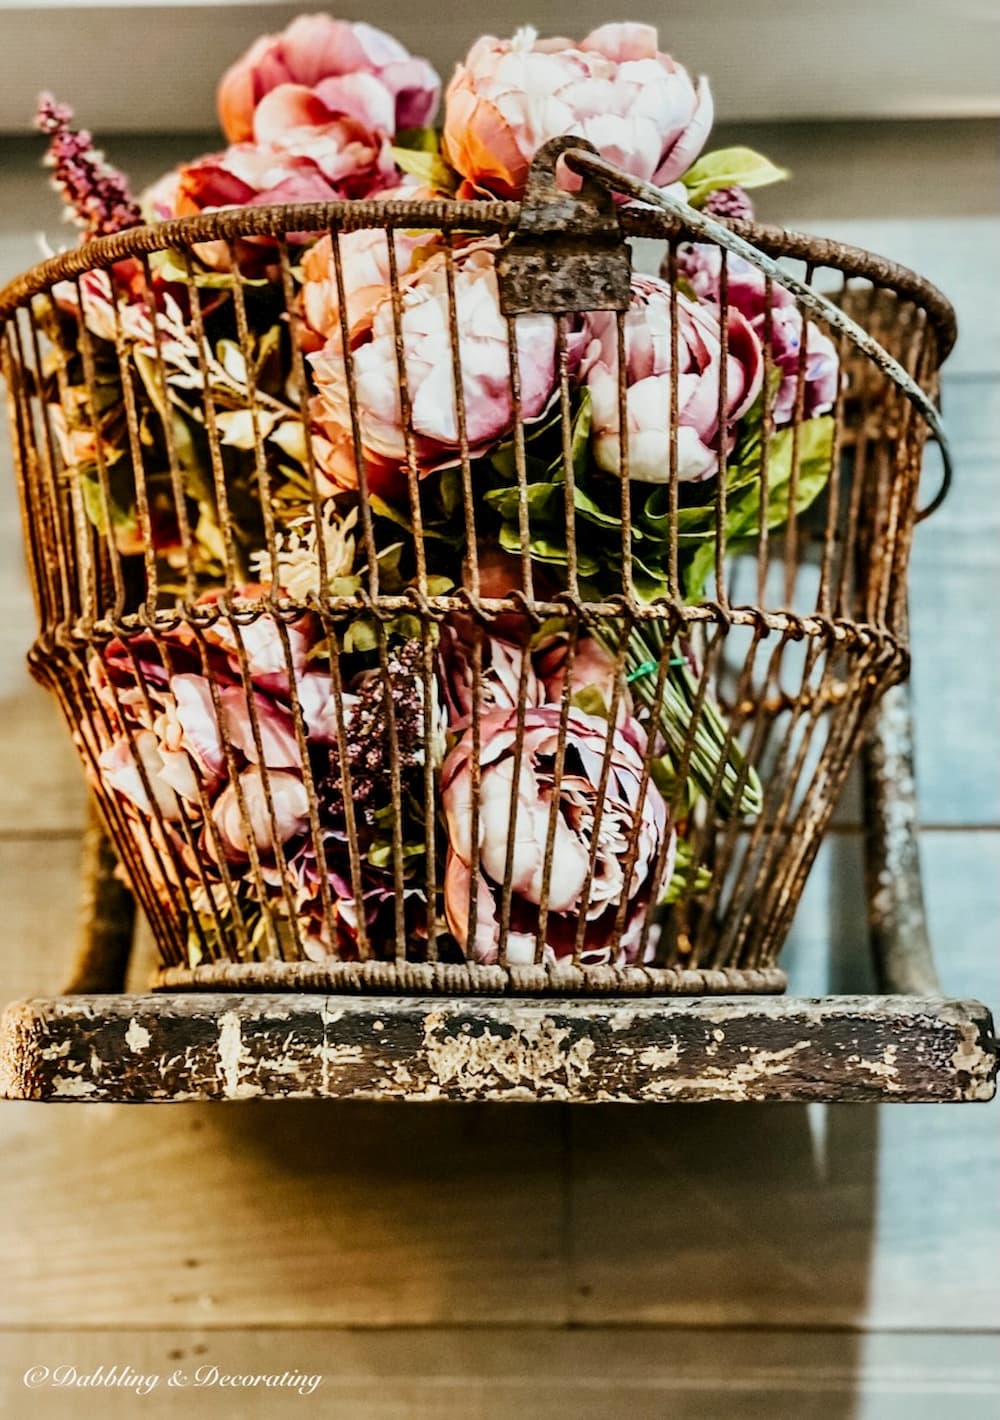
0,119,998,1415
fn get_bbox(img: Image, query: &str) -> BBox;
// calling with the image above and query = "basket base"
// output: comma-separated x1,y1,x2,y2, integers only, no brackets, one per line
153,960,787,997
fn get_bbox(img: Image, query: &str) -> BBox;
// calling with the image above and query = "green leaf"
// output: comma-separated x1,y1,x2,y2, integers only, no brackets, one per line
573,481,624,530
342,619,378,654
370,492,459,543
571,685,612,720
79,475,109,535
484,481,558,521
149,249,267,289
393,127,441,152
683,540,717,601
684,416,835,598
216,408,277,449
497,523,600,577
391,146,458,194
681,146,789,208
437,465,463,518
570,387,592,479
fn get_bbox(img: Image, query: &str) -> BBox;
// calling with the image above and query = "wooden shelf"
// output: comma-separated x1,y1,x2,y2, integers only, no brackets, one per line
1,992,995,1104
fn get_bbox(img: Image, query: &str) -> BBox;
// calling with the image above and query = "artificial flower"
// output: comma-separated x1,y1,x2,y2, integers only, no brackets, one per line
582,273,764,482
170,117,397,217
217,14,440,144
442,704,674,966
308,239,558,493
677,246,840,423
442,23,712,199
251,502,359,600
299,190,438,347
212,766,311,859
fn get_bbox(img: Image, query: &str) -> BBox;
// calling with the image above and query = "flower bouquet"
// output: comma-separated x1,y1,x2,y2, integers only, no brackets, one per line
0,15,951,989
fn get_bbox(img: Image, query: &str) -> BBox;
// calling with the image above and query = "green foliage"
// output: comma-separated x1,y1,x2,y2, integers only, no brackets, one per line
681,146,789,208
683,414,835,599
390,128,459,194
663,837,713,905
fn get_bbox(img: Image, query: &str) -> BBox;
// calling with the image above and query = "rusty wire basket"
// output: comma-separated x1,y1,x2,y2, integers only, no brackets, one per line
0,142,954,995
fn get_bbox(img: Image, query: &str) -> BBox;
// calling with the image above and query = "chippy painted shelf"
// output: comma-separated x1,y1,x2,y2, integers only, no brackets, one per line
2,992,994,1104
1,685,996,1105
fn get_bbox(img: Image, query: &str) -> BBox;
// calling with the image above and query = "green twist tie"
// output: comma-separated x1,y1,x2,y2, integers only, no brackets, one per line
627,656,687,684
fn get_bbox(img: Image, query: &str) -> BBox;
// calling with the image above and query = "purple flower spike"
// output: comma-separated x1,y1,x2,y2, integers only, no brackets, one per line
35,92,142,239
703,185,755,222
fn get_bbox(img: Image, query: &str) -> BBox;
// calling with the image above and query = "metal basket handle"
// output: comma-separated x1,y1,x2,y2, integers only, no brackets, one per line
506,140,952,520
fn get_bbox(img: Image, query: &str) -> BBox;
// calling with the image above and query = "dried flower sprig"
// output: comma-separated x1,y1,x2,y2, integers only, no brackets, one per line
35,92,142,239
702,184,755,221
320,641,439,827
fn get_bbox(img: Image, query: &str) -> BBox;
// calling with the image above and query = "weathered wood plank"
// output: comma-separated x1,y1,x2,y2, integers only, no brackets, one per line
2,1328,999,1420
1,993,994,1105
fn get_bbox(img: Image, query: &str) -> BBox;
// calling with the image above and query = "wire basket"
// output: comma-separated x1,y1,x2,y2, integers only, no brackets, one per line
0,142,954,995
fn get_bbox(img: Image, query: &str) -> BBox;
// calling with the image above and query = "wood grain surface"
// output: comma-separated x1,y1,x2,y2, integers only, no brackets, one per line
3,1330,1000,1420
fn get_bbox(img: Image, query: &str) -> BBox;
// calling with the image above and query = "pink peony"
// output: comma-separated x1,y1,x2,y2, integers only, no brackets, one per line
212,767,311,860
442,704,674,967
299,190,437,348
438,619,544,726
438,622,631,730
218,14,440,143
307,239,558,494
442,23,712,199
678,246,840,424
582,273,764,482
532,629,633,725
170,117,397,218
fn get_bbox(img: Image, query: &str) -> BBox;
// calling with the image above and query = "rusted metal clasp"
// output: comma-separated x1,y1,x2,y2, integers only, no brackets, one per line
497,137,632,316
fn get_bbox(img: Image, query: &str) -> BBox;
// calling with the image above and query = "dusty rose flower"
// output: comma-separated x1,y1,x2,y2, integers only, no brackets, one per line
98,732,196,821
678,246,840,424
308,240,558,494
212,767,311,860
439,623,631,730
438,619,544,726
170,674,228,782
442,704,674,966
93,612,319,837
299,192,436,348
171,117,396,216
533,630,633,725
443,23,712,199
582,273,764,482
218,14,440,144
196,610,315,696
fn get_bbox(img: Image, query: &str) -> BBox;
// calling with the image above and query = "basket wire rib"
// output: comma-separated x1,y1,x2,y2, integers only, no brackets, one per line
0,144,953,995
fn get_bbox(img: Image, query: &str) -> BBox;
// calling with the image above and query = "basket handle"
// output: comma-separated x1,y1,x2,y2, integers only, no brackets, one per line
562,145,952,521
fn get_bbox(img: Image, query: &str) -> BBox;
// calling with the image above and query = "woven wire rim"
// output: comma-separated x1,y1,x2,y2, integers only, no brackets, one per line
153,960,788,996
0,199,957,357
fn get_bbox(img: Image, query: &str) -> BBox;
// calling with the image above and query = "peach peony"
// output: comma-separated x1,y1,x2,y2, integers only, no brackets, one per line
442,22,712,199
